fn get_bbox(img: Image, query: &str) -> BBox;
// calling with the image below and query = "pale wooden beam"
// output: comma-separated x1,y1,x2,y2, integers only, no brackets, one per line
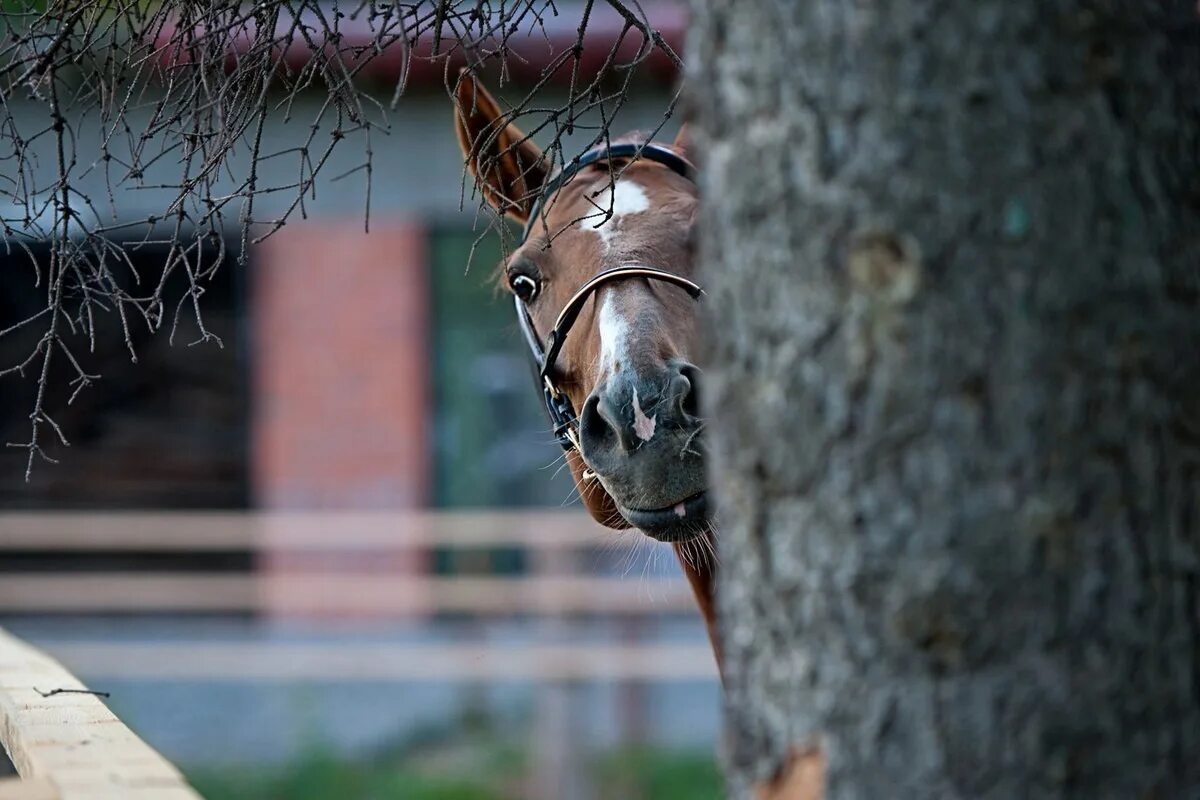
0,629,201,800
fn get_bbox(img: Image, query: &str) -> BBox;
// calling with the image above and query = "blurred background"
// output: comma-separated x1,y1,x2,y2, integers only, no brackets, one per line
0,3,720,798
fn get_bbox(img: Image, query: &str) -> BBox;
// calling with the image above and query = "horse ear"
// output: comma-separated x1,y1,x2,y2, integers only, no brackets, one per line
453,70,548,222
672,123,692,157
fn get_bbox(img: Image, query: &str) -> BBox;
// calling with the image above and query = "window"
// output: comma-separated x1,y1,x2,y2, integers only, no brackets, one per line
428,225,576,510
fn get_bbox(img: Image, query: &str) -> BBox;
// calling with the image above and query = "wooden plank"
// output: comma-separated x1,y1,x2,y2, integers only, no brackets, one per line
42,641,720,682
0,575,255,614
0,629,202,800
0,777,58,800
0,511,635,551
0,573,695,615
265,574,696,616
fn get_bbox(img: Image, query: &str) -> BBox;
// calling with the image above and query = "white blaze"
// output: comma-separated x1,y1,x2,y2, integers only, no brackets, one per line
590,180,655,443
584,180,650,251
631,387,657,443
599,294,658,444
597,293,630,374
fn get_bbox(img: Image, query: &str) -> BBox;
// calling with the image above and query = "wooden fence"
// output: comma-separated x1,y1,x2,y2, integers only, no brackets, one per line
0,511,714,680
0,628,202,800
0,511,717,798
0,511,696,618
0,510,706,678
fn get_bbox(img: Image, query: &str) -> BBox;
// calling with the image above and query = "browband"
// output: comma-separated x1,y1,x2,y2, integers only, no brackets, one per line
520,142,695,244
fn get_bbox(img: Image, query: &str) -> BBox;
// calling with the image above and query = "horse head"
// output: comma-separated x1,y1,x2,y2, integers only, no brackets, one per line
452,73,718,654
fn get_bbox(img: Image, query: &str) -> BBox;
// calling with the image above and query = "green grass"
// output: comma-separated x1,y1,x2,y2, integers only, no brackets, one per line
593,747,724,800
186,701,719,800
190,750,508,800
188,744,720,800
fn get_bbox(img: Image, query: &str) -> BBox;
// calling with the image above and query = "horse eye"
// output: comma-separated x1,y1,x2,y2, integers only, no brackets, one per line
510,273,540,302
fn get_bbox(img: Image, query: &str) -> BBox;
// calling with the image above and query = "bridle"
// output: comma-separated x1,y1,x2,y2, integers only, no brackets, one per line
513,142,704,459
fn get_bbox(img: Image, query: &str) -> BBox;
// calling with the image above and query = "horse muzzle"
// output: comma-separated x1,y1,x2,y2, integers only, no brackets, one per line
579,362,709,541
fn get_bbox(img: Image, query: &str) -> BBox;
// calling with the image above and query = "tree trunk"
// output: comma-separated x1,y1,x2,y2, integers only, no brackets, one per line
688,2,1200,798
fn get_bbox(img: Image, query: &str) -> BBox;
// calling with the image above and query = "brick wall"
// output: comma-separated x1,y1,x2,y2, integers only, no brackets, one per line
252,221,431,615
252,221,430,510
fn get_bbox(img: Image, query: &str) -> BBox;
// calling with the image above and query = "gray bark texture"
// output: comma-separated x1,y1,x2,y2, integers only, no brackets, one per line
687,2,1200,798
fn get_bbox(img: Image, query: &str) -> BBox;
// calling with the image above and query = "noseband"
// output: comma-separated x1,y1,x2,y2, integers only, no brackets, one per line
513,142,703,456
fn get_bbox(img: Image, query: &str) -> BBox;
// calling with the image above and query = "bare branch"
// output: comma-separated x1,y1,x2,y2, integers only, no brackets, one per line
0,0,682,478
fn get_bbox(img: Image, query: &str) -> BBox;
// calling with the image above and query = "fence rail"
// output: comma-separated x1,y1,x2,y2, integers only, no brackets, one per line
0,510,625,550
0,628,202,800
0,511,692,617
0,512,716,798
0,573,693,615
33,641,718,682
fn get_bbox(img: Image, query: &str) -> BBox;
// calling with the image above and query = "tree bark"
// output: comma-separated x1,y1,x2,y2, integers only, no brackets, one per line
688,2,1200,798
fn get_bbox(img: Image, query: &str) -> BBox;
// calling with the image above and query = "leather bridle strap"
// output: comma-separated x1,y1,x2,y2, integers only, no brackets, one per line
512,141,702,454
515,266,703,452
520,142,695,244
539,266,703,383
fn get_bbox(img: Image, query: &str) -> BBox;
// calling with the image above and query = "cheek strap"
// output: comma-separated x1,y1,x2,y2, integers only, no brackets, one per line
515,266,703,454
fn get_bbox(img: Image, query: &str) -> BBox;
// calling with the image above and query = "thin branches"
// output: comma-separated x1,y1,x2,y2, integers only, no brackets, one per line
0,0,681,478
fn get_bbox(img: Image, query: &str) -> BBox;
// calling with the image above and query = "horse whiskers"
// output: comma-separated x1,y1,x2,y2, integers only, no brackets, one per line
621,532,660,580
565,471,603,507
559,467,592,507
540,448,570,469
540,450,574,481
588,527,638,575
549,458,574,481
675,537,691,569
556,453,610,508
580,473,609,503
640,541,662,602
618,536,643,577
677,537,699,570
678,424,707,460
699,528,719,564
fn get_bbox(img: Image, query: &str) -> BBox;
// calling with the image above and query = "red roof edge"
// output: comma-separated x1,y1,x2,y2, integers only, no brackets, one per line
151,3,685,89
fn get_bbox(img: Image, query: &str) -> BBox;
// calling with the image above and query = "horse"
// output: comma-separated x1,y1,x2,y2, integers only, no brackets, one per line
452,73,719,664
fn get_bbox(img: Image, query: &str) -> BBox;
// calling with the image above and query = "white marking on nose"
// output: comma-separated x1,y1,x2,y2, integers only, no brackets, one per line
598,286,657,443
631,387,657,442
598,293,630,374
583,180,649,251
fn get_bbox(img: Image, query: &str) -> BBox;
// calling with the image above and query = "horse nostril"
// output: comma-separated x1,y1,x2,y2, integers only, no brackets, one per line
673,362,702,420
580,392,613,447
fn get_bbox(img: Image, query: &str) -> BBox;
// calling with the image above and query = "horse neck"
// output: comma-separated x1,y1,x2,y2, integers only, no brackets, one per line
672,532,722,674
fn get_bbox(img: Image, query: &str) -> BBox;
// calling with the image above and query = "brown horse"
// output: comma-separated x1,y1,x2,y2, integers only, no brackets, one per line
452,74,718,661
